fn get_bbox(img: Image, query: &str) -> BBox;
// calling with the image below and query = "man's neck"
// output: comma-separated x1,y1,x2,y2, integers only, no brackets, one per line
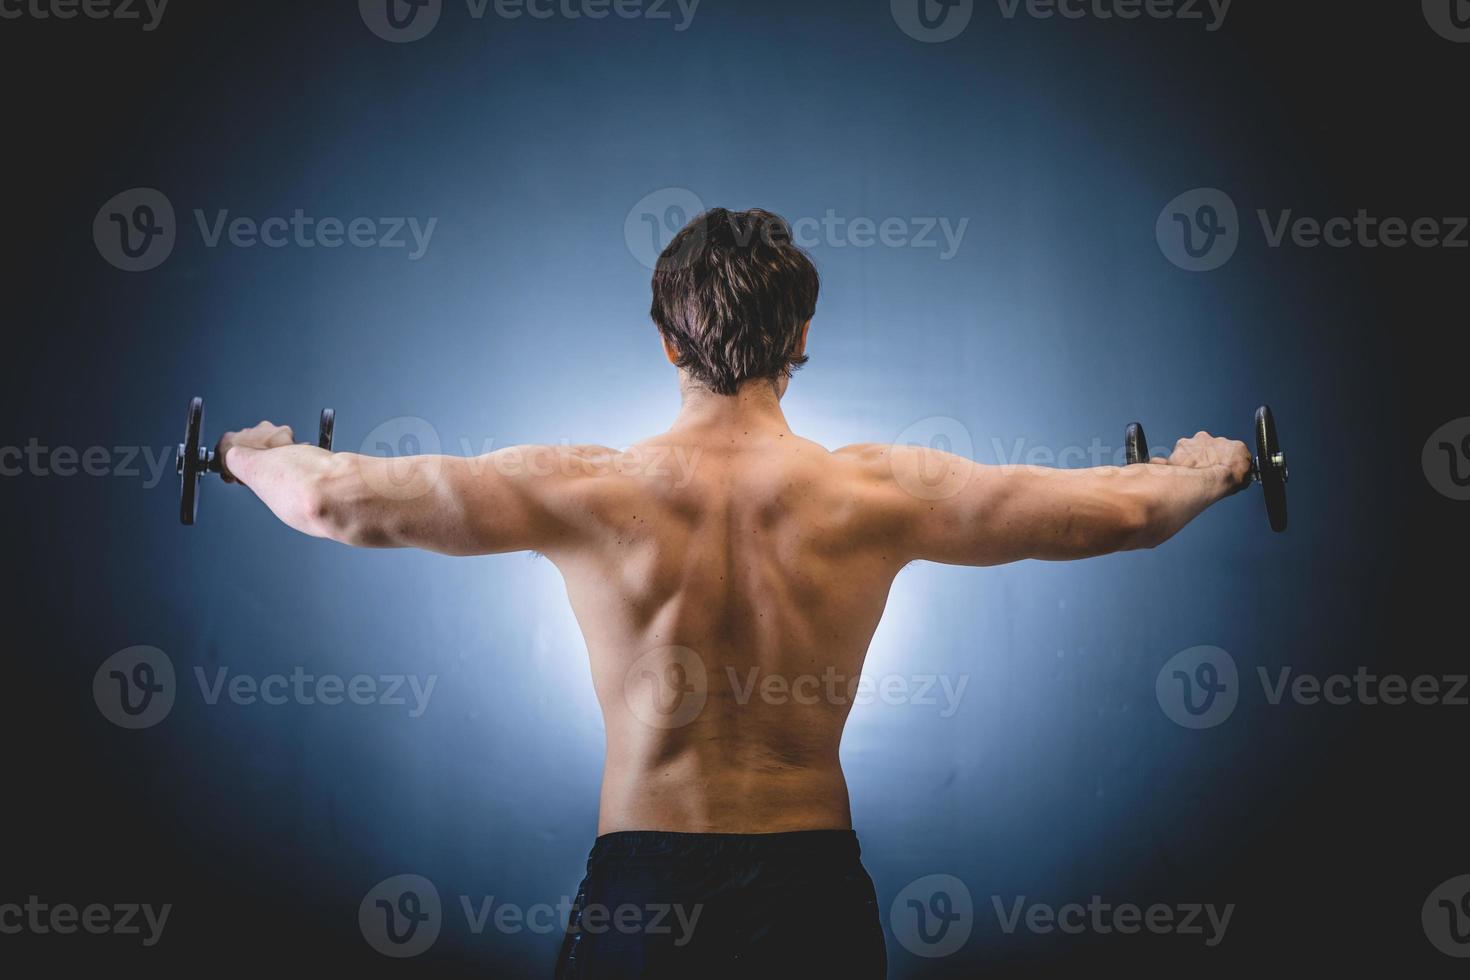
670,378,792,436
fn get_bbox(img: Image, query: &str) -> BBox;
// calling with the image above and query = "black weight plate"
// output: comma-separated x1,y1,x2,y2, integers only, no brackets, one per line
180,396,204,525
318,408,335,451
1255,405,1288,533
1125,422,1148,466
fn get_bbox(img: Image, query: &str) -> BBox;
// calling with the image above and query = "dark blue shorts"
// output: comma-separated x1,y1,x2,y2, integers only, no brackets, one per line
555,829,887,979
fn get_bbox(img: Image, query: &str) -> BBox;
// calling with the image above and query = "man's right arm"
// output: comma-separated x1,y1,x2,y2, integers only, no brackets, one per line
851,432,1254,566
220,424,598,557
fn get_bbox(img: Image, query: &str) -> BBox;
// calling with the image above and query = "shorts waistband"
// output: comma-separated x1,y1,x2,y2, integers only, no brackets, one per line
589,829,861,862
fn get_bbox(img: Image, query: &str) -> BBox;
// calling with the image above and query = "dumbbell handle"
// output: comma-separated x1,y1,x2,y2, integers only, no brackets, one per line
175,445,217,476
175,411,335,477
1252,452,1288,483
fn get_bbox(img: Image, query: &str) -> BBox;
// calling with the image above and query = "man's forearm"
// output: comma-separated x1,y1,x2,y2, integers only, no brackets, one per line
223,444,344,540
1124,462,1236,550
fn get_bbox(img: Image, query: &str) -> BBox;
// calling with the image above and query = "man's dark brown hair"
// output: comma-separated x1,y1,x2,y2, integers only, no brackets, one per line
650,208,820,396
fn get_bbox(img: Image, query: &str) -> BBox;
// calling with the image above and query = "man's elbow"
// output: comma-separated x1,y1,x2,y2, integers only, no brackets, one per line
301,465,383,547
1070,491,1157,556
1117,495,1168,552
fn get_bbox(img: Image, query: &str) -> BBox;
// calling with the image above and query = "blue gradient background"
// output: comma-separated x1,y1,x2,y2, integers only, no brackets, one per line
5,1,1466,975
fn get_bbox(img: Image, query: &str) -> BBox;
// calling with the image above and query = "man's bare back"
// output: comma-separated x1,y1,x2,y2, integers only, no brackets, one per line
220,380,1251,837
564,392,902,835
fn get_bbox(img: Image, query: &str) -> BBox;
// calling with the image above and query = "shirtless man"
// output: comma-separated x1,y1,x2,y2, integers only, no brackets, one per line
217,208,1254,977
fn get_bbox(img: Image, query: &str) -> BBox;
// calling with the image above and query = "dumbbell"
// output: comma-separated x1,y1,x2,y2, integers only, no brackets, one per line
177,396,336,526
1124,405,1289,533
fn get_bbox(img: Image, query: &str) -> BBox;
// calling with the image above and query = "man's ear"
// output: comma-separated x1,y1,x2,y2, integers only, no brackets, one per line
661,333,681,366
795,320,812,356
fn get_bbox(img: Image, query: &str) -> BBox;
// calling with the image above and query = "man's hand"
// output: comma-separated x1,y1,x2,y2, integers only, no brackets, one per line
217,421,296,483
1157,431,1254,495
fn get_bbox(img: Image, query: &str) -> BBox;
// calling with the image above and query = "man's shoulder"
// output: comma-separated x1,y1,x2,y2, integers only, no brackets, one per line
828,442,911,485
831,442,896,463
